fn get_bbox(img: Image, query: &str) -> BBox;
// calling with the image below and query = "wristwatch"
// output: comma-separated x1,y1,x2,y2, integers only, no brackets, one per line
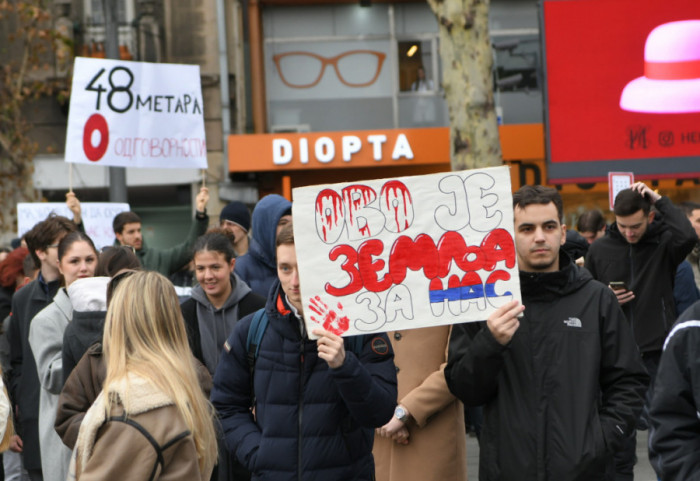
394,405,410,423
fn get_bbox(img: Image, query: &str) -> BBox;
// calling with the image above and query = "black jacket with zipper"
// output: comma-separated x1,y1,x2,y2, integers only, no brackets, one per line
445,254,648,481
585,196,698,353
648,306,700,481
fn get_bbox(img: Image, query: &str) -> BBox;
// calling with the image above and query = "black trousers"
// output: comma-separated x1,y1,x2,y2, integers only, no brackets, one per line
613,350,660,481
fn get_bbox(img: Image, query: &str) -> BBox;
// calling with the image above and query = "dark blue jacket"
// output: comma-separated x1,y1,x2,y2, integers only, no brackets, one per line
234,195,292,298
211,282,397,481
673,260,700,315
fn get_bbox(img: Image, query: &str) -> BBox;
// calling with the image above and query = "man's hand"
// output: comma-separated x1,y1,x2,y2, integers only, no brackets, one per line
377,405,411,445
391,426,409,445
630,182,661,204
377,419,410,445
195,186,209,213
66,192,82,224
487,300,524,346
10,435,23,453
610,286,635,305
312,328,345,369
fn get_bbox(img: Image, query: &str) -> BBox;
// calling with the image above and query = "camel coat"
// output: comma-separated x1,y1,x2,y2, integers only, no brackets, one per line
373,325,467,481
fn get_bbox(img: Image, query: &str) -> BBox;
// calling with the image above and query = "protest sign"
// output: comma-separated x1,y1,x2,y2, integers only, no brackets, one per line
65,57,207,169
292,165,521,338
17,203,130,250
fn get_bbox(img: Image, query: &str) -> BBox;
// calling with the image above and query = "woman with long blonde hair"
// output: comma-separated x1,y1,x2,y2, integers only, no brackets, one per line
69,271,217,480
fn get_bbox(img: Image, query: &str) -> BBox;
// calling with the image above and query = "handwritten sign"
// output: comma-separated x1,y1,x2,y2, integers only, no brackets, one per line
608,172,634,210
292,165,521,338
17,203,130,250
65,57,207,169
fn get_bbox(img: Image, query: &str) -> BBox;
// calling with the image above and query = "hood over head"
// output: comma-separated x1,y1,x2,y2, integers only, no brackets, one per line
249,194,292,268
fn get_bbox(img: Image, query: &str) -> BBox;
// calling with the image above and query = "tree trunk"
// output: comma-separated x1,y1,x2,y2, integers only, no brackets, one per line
0,1,54,241
427,0,502,171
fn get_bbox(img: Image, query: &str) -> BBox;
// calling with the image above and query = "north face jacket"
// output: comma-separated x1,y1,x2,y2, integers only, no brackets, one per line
211,281,397,481
445,255,649,481
585,196,698,353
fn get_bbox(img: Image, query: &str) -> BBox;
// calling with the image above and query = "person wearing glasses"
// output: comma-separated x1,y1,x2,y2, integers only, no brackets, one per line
8,214,78,481
29,232,99,481
111,186,210,276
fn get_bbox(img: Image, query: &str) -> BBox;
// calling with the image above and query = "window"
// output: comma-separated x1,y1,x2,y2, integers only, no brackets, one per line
398,40,436,92
81,0,136,60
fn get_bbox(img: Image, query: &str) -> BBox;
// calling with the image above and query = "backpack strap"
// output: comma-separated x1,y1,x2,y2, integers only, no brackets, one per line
238,291,266,318
179,298,201,363
245,308,268,407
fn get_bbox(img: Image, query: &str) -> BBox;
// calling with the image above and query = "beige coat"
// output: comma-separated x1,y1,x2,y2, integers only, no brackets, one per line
373,325,467,481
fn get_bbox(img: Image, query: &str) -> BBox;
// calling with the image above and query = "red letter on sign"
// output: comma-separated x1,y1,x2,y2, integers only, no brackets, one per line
326,244,363,296
83,113,109,161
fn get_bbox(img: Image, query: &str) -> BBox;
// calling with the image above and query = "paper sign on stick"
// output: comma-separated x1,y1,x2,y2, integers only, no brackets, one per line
18,203,130,250
292,165,521,338
65,57,207,169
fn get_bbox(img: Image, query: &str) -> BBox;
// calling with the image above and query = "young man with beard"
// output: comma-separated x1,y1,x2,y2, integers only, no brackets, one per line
445,185,648,480
112,186,210,276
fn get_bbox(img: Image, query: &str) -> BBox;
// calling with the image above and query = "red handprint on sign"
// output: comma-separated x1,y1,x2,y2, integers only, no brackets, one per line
308,296,350,336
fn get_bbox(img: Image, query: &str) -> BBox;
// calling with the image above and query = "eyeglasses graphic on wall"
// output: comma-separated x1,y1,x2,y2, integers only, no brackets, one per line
273,50,387,89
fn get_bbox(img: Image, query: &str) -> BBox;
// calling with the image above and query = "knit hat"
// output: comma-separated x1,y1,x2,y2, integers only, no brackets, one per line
220,201,251,232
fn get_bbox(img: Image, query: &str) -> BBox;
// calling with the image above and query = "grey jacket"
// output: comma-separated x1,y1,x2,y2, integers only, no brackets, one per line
28,288,73,481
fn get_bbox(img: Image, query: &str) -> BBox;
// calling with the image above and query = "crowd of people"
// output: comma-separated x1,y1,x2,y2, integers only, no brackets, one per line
0,181,698,481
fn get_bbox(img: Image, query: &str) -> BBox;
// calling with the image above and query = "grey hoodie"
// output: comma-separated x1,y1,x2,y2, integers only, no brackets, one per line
190,273,252,374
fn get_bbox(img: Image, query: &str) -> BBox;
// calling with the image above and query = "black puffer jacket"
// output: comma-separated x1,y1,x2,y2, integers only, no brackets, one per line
211,282,397,481
585,197,698,353
445,255,648,481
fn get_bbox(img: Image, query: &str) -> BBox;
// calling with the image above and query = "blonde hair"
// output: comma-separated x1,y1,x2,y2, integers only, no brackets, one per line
0,367,14,452
102,271,217,473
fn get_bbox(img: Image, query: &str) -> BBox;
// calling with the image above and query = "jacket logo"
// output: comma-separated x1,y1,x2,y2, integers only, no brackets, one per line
371,337,389,355
563,317,582,328
223,340,231,353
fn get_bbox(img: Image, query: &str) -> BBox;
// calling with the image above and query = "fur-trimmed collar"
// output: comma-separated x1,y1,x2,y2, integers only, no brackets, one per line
69,374,174,479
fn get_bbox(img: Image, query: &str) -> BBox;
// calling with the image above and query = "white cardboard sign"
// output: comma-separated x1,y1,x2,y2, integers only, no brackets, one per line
17,203,130,250
65,57,207,169
292,165,521,338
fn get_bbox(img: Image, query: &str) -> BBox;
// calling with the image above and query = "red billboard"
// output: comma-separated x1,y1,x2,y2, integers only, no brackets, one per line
543,0,700,182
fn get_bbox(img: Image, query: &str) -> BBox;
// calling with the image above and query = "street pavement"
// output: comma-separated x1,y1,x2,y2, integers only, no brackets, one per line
465,429,658,480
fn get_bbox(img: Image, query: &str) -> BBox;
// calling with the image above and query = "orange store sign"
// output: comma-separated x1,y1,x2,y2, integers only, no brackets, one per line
228,127,449,172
